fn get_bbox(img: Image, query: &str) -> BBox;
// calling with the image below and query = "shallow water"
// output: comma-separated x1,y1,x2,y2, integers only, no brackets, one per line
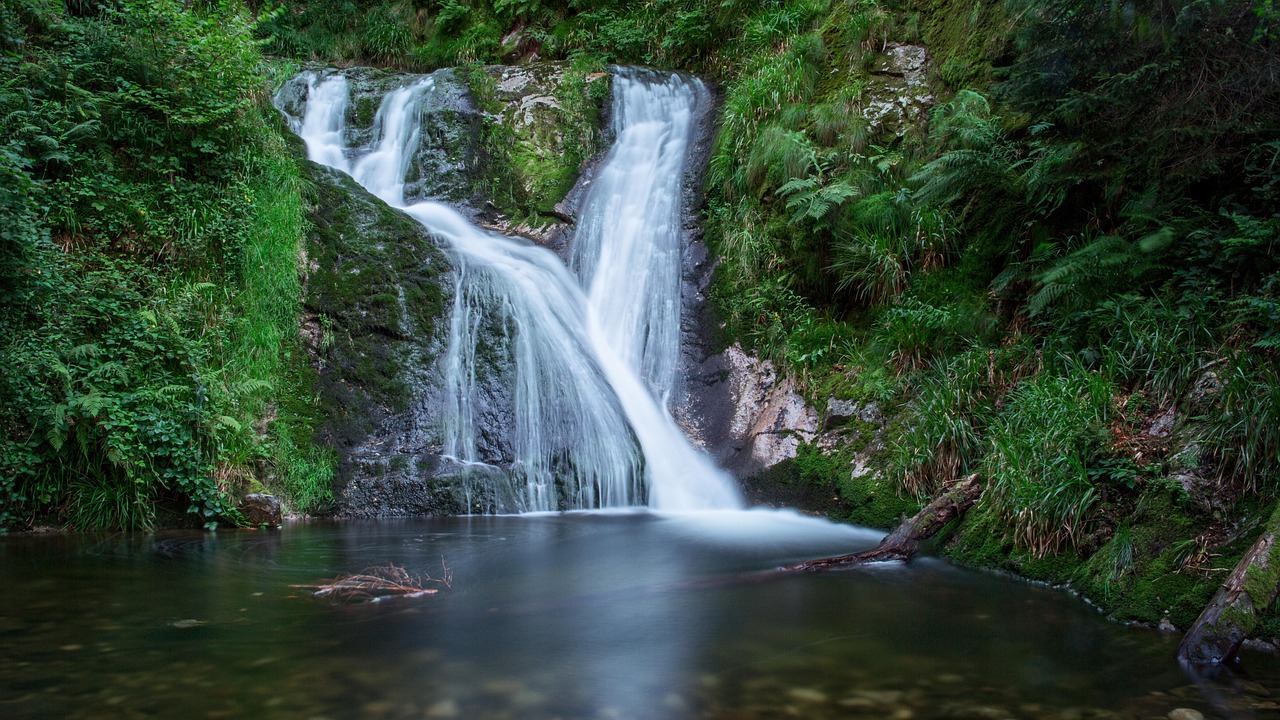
2,513,1278,719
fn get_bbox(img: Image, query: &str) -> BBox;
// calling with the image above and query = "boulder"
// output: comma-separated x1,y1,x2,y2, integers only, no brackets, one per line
240,494,282,527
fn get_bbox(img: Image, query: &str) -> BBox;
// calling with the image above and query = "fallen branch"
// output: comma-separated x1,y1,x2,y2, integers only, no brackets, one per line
1178,503,1280,665
780,474,983,572
293,560,452,604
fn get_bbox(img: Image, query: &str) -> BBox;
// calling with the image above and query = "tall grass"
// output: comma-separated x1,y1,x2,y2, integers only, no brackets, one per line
983,364,1114,557
890,347,1039,496
1087,294,1215,403
213,126,334,513
1207,351,1280,492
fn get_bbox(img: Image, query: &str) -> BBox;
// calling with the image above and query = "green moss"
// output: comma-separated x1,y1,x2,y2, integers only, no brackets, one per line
463,62,609,221
302,162,451,433
1240,504,1280,611
837,470,922,529
942,487,1263,628
916,0,1013,91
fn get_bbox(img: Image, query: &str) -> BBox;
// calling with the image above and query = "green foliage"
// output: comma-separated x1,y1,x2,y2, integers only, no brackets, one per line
889,346,1038,495
0,0,332,529
983,365,1115,556
1206,351,1280,491
831,191,951,305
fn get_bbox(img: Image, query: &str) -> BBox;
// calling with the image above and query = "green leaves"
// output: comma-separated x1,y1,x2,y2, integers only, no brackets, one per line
777,176,858,224
0,0,334,530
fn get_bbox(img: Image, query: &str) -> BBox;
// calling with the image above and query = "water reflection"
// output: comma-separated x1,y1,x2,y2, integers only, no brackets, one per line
1,513,1277,719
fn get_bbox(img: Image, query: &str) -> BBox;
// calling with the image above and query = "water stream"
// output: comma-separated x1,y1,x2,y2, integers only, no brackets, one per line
286,68,739,513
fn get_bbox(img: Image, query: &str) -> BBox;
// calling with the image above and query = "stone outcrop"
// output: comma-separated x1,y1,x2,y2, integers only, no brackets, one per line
239,494,283,527
299,162,461,516
723,344,820,472
863,43,934,137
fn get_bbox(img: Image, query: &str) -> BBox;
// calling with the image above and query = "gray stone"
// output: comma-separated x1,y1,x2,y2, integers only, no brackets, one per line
1147,408,1176,438
863,43,935,137
724,344,820,469
824,397,861,428
1168,709,1205,720
240,494,282,527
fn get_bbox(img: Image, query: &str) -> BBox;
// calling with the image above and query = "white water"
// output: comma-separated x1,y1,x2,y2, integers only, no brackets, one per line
285,68,741,513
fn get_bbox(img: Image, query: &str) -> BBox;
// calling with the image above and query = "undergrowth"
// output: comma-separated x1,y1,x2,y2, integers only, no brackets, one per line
0,0,332,530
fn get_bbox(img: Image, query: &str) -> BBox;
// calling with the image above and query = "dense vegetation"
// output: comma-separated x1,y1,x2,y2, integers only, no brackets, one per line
0,0,332,530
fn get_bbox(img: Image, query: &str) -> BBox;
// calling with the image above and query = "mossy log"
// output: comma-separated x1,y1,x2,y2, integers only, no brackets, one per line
783,474,983,572
1177,503,1280,665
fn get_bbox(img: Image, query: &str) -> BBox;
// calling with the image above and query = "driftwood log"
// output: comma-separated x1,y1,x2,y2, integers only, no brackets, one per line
780,474,983,573
1178,503,1280,665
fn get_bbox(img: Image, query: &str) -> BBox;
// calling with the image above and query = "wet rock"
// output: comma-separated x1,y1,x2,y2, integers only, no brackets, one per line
239,494,282,526
858,690,904,704
723,344,820,470
274,63,612,519
939,705,1011,720
426,699,459,718
1167,710,1204,720
294,162,463,518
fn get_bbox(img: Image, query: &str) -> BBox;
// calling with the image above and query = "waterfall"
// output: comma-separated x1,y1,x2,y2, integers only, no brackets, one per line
284,68,741,513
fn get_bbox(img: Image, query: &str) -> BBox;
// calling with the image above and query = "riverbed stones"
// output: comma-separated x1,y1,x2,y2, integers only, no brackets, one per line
1167,709,1205,720
425,699,459,718
788,687,829,703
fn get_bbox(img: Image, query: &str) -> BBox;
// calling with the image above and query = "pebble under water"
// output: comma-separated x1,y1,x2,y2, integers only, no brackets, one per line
2,514,1279,719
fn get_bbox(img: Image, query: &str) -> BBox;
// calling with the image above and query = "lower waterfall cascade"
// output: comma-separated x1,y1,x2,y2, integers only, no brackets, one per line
281,67,742,513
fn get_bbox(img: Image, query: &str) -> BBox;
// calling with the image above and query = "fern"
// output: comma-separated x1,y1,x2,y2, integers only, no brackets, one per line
778,176,858,224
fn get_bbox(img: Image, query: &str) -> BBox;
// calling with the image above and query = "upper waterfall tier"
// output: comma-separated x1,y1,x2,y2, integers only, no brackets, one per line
279,67,741,513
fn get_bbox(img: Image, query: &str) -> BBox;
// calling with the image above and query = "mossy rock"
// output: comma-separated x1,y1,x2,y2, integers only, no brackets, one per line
299,160,463,514
465,62,611,220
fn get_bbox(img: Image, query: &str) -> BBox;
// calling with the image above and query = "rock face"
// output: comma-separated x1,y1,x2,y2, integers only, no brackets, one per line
468,63,611,248
724,344,820,472
863,43,934,137
300,162,462,516
681,340,834,478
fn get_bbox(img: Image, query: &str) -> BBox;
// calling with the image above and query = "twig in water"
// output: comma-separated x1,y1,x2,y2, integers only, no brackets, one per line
292,560,452,604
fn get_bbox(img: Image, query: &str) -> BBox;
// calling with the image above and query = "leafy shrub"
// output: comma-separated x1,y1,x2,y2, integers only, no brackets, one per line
0,0,332,529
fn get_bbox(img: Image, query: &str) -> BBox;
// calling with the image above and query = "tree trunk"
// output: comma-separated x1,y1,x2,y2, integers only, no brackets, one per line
781,474,983,572
1178,503,1280,665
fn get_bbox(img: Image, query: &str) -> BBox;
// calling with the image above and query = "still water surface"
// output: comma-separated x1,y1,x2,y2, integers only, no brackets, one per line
2,512,1278,719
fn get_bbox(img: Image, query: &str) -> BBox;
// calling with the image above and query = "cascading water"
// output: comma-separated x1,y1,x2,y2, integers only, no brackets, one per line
283,67,741,513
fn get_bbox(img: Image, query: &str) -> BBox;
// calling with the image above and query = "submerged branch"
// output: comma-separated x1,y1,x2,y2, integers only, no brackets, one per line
293,560,452,604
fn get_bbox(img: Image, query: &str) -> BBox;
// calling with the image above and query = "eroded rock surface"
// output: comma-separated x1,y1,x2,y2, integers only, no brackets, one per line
863,42,934,137
725,344,820,471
